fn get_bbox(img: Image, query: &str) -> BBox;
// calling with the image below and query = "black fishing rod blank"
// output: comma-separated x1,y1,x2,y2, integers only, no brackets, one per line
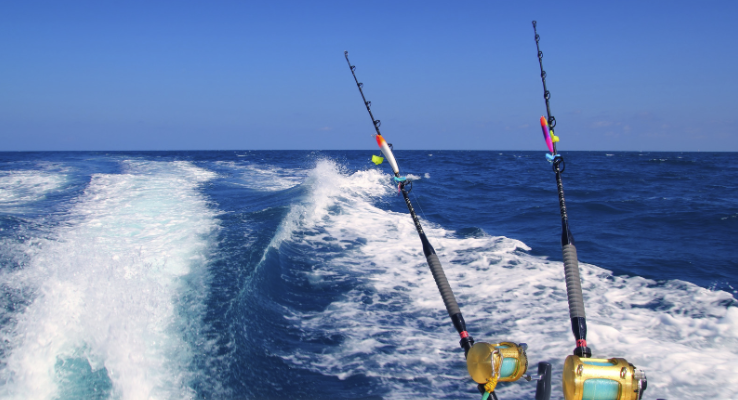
345,50,551,400
532,19,590,360
532,21,648,400
344,50,473,353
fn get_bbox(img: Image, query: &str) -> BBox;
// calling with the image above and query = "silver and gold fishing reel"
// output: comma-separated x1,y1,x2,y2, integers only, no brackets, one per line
466,341,552,399
466,342,529,392
563,355,647,400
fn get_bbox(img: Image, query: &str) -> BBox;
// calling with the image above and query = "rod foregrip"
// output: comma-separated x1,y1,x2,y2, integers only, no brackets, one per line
562,243,591,357
426,253,461,316
426,247,473,354
562,244,585,319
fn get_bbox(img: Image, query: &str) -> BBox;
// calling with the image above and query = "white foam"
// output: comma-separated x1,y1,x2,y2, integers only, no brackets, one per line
214,161,305,191
0,171,67,206
270,160,392,249
0,160,219,400
275,159,738,400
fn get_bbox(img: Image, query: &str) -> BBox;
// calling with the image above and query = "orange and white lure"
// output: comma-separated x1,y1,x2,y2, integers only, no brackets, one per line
374,134,400,176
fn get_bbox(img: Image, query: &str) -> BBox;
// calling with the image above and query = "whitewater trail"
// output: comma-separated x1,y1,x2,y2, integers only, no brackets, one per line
0,160,219,400
0,170,68,208
276,159,738,399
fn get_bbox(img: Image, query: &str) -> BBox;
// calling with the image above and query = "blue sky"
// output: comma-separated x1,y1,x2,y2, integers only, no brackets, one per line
1,1,736,151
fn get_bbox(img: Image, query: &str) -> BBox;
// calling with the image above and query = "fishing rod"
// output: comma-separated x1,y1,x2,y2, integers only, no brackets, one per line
345,51,552,400
532,21,648,400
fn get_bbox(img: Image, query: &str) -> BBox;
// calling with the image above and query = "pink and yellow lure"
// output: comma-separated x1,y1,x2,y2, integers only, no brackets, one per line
540,116,556,154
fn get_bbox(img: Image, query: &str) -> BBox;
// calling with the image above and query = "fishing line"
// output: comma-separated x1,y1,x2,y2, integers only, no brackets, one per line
409,185,429,221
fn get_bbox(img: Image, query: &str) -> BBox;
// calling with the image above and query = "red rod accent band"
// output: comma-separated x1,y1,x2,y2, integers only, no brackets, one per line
460,331,469,339
576,339,587,347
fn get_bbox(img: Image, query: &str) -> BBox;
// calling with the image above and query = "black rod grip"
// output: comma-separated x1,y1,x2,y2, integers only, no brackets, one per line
426,253,461,317
563,243,592,357
562,244,585,319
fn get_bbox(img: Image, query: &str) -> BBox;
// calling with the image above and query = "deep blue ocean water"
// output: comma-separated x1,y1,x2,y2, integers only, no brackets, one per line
0,150,735,400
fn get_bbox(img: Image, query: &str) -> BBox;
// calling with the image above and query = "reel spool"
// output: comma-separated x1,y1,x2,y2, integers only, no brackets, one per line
563,355,647,400
466,342,529,385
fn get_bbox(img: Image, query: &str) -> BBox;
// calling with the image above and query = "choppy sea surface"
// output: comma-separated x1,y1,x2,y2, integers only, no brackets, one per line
0,150,735,400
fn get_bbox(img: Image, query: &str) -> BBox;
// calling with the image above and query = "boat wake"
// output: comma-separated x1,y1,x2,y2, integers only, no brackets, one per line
0,160,218,400
274,159,738,400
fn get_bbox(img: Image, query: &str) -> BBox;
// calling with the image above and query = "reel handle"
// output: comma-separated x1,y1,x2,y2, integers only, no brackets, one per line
535,362,552,400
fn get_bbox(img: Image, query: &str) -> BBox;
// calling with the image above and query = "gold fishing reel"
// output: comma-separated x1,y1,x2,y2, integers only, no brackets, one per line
466,342,529,392
563,355,647,400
